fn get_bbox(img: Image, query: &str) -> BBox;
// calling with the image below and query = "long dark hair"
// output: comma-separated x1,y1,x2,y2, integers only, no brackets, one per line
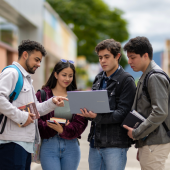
43,61,77,91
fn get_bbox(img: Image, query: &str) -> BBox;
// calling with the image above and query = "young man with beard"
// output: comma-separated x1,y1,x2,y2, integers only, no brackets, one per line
123,36,170,170
79,39,136,170
0,40,68,170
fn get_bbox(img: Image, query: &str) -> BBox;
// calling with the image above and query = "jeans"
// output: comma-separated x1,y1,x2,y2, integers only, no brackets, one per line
40,134,80,170
0,142,31,170
89,147,128,170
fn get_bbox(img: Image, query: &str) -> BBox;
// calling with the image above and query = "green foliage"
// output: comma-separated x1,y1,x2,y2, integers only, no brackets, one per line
86,80,93,88
120,49,128,68
75,67,87,76
47,0,129,65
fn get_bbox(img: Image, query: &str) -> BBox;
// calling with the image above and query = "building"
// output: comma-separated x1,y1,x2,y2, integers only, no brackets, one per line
162,40,170,75
0,0,77,91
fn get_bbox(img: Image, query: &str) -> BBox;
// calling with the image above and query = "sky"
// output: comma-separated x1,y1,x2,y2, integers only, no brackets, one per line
103,0,170,53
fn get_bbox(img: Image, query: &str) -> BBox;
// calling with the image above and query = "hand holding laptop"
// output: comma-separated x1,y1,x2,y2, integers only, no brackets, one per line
67,90,111,114
77,108,97,118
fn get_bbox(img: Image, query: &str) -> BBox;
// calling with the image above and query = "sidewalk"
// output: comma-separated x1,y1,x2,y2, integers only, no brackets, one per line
31,124,170,170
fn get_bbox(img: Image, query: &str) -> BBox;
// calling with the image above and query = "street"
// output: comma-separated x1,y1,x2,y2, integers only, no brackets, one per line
31,124,170,170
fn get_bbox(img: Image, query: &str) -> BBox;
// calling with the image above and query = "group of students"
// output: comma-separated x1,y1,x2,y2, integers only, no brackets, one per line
0,36,169,170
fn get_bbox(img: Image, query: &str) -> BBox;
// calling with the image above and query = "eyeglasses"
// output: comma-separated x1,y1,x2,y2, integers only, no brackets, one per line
61,59,74,64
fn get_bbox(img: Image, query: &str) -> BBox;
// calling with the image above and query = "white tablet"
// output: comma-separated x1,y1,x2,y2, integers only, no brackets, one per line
67,90,111,114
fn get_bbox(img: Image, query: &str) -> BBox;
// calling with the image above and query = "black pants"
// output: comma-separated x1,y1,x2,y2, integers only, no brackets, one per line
0,142,31,170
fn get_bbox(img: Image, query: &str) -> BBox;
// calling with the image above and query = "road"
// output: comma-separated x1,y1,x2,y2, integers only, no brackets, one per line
31,124,170,170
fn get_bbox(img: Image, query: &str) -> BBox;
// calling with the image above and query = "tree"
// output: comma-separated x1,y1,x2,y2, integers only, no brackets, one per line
47,0,129,66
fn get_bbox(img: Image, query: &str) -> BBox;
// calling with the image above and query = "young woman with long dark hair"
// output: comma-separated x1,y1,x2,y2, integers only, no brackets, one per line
36,60,88,170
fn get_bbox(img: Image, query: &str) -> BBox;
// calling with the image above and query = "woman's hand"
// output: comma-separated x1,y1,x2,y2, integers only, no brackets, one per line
65,120,70,126
46,120,63,134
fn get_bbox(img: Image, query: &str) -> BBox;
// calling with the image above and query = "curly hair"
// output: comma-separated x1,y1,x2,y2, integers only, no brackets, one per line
123,36,153,60
18,40,47,59
95,39,122,63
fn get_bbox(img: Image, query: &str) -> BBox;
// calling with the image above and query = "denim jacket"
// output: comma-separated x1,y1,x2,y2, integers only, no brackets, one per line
0,62,57,143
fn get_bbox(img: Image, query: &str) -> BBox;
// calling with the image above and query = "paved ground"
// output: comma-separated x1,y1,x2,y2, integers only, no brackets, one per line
31,124,170,170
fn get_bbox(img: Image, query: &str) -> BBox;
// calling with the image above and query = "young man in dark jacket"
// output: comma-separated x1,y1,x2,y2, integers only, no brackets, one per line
80,39,136,170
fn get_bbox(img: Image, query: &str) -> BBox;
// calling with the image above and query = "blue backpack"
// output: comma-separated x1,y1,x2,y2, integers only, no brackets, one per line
0,65,23,134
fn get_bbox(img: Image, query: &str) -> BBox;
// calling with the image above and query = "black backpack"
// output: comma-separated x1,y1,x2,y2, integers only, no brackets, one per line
37,89,46,102
142,69,170,137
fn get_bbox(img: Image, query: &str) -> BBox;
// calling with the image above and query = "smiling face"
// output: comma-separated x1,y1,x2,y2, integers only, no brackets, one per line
55,67,74,89
98,49,120,77
24,50,42,74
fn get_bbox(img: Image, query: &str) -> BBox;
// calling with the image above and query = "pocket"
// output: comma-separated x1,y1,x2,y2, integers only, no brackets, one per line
110,89,115,97
10,119,26,134
15,85,32,105
25,122,35,134
148,145,159,153
109,89,116,109
70,138,77,143
43,139,49,143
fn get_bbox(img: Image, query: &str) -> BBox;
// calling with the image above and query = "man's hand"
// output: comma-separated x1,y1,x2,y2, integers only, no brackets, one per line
77,108,97,118
47,120,63,134
52,96,68,107
23,112,35,127
123,125,134,139
136,149,139,161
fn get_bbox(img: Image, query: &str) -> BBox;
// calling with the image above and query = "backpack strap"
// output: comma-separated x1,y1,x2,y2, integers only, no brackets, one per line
142,69,170,135
115,72,134,103
0,64,23,134
143,69,170,102
37,89,46,102
2,65,24,101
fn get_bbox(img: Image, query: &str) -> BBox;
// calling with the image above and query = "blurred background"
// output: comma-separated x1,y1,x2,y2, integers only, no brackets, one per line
1,0,170,169
0,0,170,90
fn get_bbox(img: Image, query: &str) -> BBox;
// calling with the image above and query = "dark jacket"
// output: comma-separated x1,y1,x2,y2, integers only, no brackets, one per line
88,66,136,148
36,86,88,140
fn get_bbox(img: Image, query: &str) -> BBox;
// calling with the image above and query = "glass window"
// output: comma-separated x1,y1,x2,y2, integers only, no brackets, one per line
0,16,18,48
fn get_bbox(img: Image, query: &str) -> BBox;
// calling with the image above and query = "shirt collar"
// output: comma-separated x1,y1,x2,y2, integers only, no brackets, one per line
102,66,120,80
12,61,31,78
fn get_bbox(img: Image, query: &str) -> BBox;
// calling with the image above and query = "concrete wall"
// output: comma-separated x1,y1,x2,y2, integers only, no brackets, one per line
0,46,7,71
5,0,45,91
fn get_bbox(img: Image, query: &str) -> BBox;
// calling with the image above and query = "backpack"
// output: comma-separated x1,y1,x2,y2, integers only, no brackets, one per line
37,89,46,102
142,69,170,137
0,65,23,134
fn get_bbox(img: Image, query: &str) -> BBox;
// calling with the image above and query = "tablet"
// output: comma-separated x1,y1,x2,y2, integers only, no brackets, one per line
67,90,111,114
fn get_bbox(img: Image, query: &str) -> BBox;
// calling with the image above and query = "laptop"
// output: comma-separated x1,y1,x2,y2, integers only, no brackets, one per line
67,90,112,114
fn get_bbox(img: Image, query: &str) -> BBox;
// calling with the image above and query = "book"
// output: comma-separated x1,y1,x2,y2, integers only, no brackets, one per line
49,117,66,124
18,102,40,127
121,110,146,129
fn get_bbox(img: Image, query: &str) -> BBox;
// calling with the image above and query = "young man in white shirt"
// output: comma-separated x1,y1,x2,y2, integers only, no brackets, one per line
0,40,68,170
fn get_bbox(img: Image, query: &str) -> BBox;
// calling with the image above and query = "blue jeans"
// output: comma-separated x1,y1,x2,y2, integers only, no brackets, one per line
40,134,80,170
0,142,31,170
89,147,128,170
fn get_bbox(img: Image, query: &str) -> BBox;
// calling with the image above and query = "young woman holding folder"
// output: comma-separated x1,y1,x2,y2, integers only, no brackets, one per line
36,60,88,170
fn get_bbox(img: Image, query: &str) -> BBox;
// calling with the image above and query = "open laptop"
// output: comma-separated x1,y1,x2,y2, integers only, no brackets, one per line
67,90,112,114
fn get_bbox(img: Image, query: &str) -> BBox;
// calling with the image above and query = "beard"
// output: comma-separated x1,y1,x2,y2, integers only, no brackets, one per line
25,58,36,74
